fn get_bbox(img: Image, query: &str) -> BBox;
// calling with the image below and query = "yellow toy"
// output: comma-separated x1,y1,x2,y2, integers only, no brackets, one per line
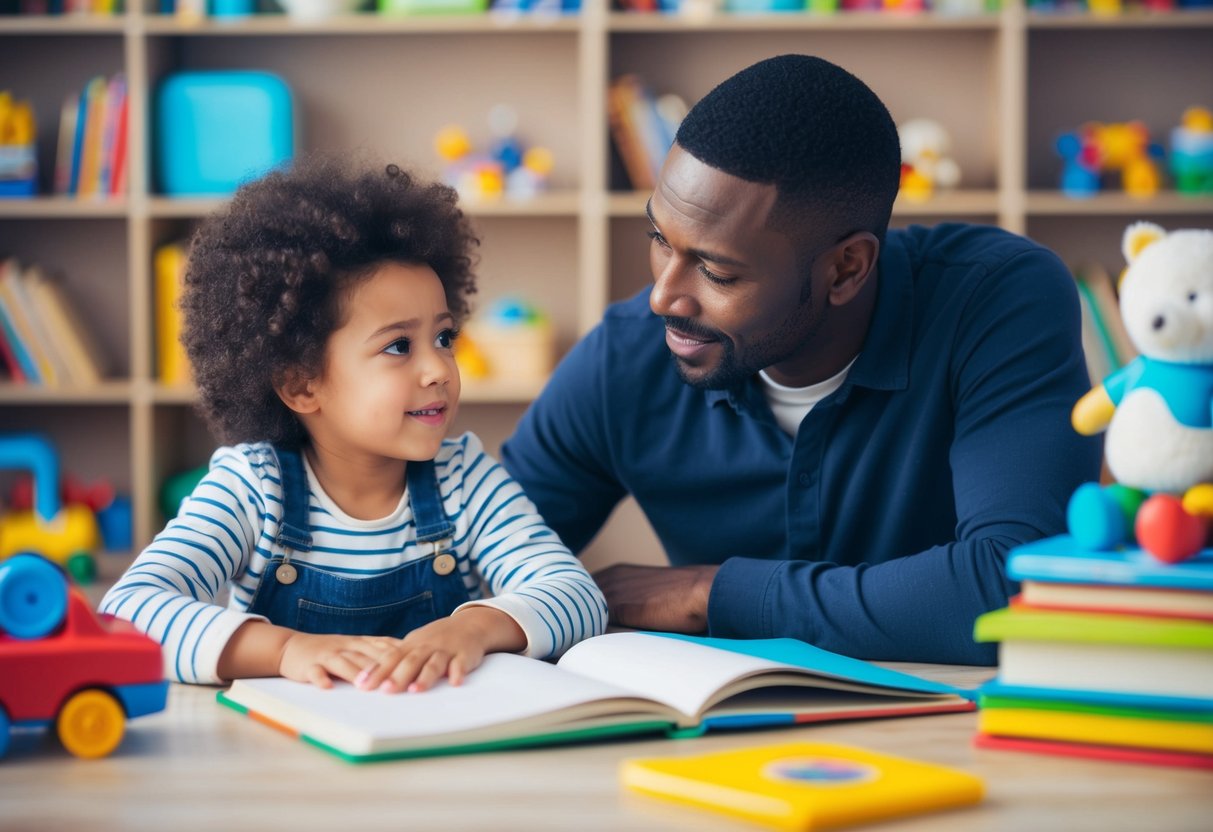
0,434,100,583
897,118,961,203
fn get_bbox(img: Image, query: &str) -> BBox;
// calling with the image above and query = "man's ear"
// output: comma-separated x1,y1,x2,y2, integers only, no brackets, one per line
826,231,879,306
274,369,319,415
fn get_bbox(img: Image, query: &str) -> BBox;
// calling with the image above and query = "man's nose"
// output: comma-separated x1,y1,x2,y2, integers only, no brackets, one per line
650,256,698,320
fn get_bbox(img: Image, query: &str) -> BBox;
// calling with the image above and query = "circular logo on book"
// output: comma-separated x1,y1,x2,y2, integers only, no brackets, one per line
763,757,878,786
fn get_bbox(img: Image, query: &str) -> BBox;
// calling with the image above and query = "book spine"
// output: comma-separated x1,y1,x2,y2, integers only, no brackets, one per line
155,243,190,385
53,92,79,196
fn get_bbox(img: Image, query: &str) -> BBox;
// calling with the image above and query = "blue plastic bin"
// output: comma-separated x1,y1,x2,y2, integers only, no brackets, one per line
155,70,294,196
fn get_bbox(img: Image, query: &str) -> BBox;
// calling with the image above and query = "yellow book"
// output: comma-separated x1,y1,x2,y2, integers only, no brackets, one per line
154,242,190,385
978,707,1213,755
621,742,984,831
75,76,109,199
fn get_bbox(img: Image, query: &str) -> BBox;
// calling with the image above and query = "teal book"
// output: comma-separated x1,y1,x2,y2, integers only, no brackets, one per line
1008,535,1213,591
217,632,974,763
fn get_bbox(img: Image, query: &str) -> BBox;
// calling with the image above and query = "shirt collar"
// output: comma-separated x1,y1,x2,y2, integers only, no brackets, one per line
848,231,912,392
704,231,913,411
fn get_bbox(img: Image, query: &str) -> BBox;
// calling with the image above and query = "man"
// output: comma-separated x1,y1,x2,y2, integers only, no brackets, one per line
501,55,1101,665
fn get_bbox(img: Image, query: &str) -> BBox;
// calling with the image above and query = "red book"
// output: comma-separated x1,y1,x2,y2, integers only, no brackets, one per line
974,732,1213,770
109,82,129,197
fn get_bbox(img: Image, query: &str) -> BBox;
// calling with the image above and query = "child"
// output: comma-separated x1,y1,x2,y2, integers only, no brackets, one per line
101,159,606,693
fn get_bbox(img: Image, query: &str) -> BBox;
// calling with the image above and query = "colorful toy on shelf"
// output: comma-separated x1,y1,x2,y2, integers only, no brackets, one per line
461,296,555,382
1068,223,1213,564
897,118,961,202
1055,121,1164,199
0,553,166,759
434,105,554,202
1170,106,1213,196
7,471,131,554
0,434,101,584
0,91,37,198
159,464,208,521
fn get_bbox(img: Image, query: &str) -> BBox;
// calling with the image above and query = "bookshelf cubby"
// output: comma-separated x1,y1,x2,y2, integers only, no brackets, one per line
1,3,1211,570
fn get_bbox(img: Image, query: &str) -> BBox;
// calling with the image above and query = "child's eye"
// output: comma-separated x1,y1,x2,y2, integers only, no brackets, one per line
435,328,459,350
383,338,411,356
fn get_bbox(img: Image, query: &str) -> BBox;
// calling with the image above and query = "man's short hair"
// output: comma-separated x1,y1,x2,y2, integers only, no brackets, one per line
674,54,901,247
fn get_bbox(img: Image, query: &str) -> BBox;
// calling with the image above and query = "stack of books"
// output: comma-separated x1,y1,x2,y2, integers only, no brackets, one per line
54,73,127,199
973,535,1213,769
0,258,108,386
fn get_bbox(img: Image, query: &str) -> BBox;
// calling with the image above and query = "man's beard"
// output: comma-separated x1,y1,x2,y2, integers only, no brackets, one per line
666,290,829,392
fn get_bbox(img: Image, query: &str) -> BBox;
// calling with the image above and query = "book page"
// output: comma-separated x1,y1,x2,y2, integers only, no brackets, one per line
556,633,798,719
557,633,961,721
226,652,661,747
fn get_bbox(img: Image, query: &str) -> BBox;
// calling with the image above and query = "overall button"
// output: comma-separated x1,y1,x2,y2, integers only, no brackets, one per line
798,472,811,487
432,553,457,576
275,563,298,585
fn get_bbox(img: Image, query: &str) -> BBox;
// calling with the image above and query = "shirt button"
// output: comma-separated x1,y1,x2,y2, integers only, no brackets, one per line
798,473,811,487
432,553,457,576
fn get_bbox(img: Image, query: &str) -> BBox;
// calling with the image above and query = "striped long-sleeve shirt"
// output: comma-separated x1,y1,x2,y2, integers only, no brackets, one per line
100,432,607,684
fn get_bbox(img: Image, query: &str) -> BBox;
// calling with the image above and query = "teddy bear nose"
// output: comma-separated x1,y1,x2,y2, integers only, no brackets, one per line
1152,315,1166,331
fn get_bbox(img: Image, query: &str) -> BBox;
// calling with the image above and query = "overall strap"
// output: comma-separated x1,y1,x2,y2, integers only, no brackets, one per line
406,458,454,548
271,445,313,553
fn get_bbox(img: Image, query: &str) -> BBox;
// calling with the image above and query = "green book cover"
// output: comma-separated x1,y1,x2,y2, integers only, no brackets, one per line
974,606,1213,650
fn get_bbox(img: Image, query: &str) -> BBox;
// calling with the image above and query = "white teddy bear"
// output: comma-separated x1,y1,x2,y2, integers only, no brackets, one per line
1068,222,1213,562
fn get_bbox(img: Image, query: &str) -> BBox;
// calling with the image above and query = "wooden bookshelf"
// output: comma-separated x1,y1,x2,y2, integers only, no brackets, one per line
0,2,1210,565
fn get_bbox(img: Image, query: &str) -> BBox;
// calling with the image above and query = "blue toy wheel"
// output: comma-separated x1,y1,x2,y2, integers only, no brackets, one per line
0,706,10,759
0,553,69,640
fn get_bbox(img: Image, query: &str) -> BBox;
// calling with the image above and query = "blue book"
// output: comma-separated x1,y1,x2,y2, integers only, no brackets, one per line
67,77,95,196
1008,535,1213,591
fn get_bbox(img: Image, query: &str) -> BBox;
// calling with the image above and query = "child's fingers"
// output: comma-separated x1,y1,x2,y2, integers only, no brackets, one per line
306,664,333,689
405,651,452,693
447,655,467,687
323,651,374,685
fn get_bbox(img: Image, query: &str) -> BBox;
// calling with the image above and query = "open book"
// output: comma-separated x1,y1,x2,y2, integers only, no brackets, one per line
217,632,975,763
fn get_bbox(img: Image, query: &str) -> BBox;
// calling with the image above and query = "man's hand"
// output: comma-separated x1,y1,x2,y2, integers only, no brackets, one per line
351,606,526,694
593,563,719,633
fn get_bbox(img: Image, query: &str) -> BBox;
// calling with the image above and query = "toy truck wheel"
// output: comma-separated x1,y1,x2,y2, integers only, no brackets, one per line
56,689,126,759
0,706,10,759
0,552,69,639
65,552,96,585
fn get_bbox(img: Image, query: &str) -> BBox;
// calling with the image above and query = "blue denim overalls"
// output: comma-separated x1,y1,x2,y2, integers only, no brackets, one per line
245,446,471,637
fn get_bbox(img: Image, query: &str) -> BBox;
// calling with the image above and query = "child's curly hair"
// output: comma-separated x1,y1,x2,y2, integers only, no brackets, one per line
182,157,478,448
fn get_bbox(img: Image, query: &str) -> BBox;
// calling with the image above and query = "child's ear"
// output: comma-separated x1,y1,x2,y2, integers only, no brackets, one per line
274,369,319,415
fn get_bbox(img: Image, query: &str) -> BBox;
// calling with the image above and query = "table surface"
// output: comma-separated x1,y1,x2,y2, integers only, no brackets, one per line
2,661,1210,832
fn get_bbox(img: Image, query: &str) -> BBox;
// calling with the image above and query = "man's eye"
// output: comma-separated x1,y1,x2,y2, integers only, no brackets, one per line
435,329,459,349
697,263,735,285
646,230,670,249
383,338,411,356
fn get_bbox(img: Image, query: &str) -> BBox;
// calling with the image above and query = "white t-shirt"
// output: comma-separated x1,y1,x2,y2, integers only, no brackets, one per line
759,357,858,437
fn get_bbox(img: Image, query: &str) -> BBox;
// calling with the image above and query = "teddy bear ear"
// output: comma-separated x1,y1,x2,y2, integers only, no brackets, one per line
1122,221,1166,264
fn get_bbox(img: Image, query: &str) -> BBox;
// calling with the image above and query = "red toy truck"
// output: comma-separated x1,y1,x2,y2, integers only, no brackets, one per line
0,553,167,759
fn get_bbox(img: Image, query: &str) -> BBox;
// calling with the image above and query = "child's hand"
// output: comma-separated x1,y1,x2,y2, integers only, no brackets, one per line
354,607,526,694
278,632,404,689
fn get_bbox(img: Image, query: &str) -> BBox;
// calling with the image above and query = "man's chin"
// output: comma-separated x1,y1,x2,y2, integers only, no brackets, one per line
672,356,740,391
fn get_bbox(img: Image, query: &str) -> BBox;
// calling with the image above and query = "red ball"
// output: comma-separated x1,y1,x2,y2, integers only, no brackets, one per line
1136,494,1207,564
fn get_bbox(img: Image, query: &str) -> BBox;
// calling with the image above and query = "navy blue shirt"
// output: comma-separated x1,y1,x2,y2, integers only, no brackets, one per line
502,224,1102,664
